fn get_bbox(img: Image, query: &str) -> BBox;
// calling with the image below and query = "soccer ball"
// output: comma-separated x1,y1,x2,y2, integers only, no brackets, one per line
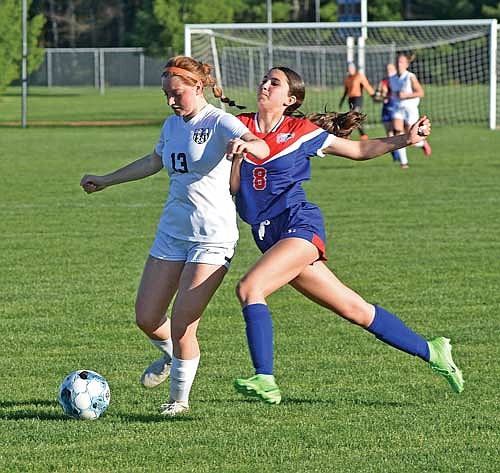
58,370,110,420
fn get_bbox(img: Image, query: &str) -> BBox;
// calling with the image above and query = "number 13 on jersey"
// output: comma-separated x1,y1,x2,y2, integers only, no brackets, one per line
171,152,189,173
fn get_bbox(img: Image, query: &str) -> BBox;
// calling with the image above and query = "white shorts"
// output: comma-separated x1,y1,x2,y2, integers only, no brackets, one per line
392,102,419,126
150,230,236,269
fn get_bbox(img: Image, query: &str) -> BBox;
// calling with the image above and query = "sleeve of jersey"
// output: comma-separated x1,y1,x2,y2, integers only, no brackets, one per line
218,113,251,140
154,119,169,156
300,127,336,159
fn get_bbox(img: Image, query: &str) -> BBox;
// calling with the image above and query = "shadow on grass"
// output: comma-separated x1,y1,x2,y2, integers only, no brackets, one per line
0,399,55,408
232,396,411,408
0,399,67,421
113,412,195,423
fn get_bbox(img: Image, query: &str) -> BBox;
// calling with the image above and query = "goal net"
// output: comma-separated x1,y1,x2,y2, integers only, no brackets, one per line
186,20,498,129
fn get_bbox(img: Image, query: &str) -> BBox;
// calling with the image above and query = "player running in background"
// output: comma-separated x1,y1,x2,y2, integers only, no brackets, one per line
338,62,375,140
229,66,463,405
374,63,400,162
80,56,268,416
390,53,432,169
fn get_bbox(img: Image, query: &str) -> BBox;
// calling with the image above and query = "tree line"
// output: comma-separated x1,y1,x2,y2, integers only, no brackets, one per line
1,0,499,91
30,0,500,54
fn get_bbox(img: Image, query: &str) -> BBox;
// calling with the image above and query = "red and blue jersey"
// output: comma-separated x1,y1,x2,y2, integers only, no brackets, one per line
235,113,335,224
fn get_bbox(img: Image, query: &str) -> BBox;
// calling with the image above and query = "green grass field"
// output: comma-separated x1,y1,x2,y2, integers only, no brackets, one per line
1,117,499,472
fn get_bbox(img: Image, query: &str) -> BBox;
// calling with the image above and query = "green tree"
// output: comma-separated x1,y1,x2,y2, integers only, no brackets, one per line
482,2,500,20
0,0,45,92
153,0,246,55
369,0,403,21
127,0,165,55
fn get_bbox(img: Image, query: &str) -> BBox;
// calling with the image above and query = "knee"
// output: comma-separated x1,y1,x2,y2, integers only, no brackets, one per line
235,276,262,306
135,304,162,335
135,310,152,334
235,278,248,305
169,315,196,346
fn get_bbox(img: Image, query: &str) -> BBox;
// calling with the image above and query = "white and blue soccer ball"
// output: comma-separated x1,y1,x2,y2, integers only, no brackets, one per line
58,370,110,420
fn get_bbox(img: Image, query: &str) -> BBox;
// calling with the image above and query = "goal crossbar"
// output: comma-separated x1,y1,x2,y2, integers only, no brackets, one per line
186,20,498,129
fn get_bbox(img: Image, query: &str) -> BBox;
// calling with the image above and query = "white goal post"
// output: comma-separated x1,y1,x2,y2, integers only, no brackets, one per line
185,20,498,129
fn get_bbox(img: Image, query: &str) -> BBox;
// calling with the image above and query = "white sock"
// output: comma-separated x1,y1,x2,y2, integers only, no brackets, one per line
398,147,408,165
150,338,173,363
169,355,200,405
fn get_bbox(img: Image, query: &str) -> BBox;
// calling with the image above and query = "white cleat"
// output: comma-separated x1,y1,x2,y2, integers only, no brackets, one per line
140,355,171,388
160,401,189,416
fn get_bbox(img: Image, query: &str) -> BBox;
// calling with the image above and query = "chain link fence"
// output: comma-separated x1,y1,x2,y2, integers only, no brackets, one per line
29,48,172,93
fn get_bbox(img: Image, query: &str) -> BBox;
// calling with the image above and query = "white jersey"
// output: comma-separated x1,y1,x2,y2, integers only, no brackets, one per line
389,71,420,109
155,104,250,243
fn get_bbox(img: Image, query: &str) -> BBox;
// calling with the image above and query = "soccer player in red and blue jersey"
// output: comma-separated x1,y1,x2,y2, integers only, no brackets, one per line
230,66,463,404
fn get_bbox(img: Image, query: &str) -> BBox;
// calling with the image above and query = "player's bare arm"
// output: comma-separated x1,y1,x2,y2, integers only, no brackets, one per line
399,75,425,99
226,132,269,160
81,152,163,193
321,116,431,161
229,153,244,196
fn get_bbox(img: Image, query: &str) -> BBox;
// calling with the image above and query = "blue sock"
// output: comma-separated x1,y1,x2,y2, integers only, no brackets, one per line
243,303,274,375
392,149,400,161
367,305,430,361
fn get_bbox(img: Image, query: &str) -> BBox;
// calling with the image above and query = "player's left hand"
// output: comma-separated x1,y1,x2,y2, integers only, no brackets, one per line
408,116,431,145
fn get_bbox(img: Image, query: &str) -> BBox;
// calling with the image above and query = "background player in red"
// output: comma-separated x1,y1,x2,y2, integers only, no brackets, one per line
230,66,463,405
338,62,375,139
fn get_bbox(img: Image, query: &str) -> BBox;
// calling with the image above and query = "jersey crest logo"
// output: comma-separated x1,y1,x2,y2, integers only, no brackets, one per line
276,132,294,144
192,128,211,144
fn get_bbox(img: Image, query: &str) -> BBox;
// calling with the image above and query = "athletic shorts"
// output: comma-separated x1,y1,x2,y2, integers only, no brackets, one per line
250,202,328,261
382,102,395,123
150,230,236,269
348,96,364,112
392,102,419,126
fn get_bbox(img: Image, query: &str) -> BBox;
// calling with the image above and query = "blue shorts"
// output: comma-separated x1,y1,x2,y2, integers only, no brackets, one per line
250,202,328,261
382,103,394,123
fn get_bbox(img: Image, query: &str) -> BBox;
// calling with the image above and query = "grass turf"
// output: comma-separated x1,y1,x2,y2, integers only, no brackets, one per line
0,123,499,472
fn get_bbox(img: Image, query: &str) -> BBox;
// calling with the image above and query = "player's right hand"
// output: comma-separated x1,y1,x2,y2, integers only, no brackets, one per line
80,174,107,193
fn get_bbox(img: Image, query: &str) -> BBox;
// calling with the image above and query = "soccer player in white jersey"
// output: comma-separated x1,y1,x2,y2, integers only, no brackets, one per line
390,54,432,169
80,56,269,416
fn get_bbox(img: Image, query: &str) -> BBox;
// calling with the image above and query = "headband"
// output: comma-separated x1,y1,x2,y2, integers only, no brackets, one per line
163,66,203,83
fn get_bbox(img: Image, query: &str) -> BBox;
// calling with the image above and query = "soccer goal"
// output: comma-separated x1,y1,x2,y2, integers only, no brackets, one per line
185,20,498,129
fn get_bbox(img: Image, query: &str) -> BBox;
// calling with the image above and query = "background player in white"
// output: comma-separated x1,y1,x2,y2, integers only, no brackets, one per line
390,54,432,169
80,56,269,416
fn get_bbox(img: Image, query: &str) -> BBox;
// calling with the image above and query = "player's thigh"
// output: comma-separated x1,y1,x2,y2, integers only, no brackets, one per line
171,262,228,330
238,238,319,304
405,106,420,129
383,121,393,134
290,261,374,327
136,255,184,320
392,116,405,132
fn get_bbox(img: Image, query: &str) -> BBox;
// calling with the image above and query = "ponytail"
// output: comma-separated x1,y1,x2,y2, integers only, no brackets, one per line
305,111,366,138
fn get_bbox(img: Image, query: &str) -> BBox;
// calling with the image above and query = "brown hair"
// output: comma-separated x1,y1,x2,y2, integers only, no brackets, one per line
271,66,306,115
398,52,416,65
273,65,365,137
306,111,366,138
162,56,245,109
